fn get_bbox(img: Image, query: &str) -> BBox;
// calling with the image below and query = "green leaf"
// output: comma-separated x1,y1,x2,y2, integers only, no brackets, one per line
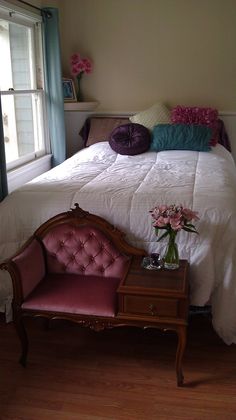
185,223,196,229
157,231,169,242
156,226,168,230
183,227,198,234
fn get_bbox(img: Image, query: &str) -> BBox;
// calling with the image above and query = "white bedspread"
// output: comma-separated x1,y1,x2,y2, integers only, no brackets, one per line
1,143,236,344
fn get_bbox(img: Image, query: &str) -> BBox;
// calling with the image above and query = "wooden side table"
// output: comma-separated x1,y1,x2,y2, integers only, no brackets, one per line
117,257,189,386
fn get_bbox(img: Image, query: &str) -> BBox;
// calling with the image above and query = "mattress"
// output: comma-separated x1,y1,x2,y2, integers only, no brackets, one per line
1,142,236,344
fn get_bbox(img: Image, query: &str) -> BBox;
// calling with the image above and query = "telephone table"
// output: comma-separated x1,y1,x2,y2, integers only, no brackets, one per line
117,257,189,386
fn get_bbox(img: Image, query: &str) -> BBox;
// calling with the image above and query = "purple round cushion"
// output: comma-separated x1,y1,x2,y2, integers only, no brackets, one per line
109,123,151,155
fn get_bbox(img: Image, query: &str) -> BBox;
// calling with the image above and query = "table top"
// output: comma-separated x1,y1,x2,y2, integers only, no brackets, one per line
118,256,189,298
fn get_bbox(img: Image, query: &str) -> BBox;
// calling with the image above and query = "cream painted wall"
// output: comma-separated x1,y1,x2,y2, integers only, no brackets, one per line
58,0,236,112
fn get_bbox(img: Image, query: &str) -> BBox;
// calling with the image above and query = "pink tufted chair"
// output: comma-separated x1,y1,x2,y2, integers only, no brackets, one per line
1,204,145,366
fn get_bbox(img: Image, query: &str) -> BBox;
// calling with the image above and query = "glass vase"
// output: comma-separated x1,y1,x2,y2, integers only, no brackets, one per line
164,231,179,270
76,74,83,102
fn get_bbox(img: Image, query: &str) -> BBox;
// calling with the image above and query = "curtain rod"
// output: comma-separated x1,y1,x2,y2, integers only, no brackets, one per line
17,0,52,17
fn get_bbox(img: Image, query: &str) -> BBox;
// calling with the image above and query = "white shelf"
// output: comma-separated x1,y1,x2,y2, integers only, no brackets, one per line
64,101,99,112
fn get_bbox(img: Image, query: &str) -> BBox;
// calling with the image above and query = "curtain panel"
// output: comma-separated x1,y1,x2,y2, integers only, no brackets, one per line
42,7,66,167
0,97,8,202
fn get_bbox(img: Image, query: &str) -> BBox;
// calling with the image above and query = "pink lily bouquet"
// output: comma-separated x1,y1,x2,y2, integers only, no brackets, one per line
150,204,199,269
150,204,199,240
70,53,92,101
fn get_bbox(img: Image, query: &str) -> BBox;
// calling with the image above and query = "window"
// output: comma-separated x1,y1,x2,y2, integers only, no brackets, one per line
0,1,49,171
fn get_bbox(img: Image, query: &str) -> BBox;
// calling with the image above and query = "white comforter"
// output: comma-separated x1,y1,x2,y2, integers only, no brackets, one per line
1,142,236,344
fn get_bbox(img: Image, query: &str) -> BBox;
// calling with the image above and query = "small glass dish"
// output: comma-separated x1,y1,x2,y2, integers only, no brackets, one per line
141,253,163,270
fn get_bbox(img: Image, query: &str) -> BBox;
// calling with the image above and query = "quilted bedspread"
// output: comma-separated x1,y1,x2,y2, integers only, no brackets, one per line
1,142,236,344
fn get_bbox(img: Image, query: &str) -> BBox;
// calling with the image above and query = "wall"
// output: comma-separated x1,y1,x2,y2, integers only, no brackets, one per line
59,0,236,112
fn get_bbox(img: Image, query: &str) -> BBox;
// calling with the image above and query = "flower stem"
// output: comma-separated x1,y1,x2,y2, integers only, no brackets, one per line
164,231,179,270
76,73,83,101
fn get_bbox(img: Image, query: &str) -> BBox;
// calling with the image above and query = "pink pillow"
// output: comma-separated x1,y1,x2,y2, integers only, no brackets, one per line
171,106,219,146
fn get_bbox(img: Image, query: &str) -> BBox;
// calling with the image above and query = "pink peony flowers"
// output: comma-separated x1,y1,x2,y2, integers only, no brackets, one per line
70,53,92,101
70,53,92,77
150,204,199,242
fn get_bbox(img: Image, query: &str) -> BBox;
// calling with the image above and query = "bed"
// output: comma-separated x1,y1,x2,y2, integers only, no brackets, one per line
1,111,236,345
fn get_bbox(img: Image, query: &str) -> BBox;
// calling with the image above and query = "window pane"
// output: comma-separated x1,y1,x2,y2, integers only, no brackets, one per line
0,19,34,90
0,5,47,171
2,92,45,165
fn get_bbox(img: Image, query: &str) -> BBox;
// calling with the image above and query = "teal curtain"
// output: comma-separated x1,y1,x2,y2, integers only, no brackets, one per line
42,8,66,167
0,96,8,202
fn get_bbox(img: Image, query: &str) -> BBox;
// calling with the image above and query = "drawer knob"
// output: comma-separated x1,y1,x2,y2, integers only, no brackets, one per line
149,303,157,316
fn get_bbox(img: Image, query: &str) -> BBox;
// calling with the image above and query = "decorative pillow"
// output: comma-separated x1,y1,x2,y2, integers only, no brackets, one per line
171,106,219,146
150,124,212,152
109,123,151,155
129,102,170,131
86,117,130,147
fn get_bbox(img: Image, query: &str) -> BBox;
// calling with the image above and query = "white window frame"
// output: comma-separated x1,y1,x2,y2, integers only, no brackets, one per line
1,90,50,171
0,0,50,177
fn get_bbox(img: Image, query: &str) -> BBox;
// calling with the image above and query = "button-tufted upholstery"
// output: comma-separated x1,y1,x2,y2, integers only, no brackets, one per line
12,224,130,318
42,224,129,279
18,223,131,317
1,204,146,366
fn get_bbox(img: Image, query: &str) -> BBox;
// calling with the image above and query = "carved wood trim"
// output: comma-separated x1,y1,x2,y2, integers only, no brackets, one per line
33,203,146,256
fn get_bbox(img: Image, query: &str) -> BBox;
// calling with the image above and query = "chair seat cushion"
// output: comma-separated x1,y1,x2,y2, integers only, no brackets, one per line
22,273,121,317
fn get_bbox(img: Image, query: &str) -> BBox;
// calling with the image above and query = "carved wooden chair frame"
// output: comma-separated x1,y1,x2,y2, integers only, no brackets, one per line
1,204,146,366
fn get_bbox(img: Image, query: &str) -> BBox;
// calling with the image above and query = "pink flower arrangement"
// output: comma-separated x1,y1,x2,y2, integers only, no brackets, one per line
150,204,199,241
70,53,92,77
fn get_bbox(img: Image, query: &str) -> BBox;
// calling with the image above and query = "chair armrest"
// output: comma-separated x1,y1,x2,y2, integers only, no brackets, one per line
1,238,46,301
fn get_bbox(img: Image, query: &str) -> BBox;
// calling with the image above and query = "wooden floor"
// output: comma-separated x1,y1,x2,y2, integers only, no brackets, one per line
0,314,236,420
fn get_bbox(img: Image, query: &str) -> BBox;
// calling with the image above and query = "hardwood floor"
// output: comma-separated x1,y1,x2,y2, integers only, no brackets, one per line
0,314,236,420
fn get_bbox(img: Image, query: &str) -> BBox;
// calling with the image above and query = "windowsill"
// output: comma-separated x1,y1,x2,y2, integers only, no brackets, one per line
7,154,52,193
64,101,99,112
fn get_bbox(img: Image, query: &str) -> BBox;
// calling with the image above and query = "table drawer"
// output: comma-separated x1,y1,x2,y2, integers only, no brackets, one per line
123,295,178,318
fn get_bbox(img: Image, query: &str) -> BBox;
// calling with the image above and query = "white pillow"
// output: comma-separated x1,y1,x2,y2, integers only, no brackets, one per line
129,102,170,130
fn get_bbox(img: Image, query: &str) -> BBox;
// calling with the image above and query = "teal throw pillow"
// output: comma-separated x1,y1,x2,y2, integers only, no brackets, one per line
150,124,212,152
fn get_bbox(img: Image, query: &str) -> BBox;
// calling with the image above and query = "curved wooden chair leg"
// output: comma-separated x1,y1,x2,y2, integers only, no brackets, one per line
15,317,28,367
175,325,187,386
